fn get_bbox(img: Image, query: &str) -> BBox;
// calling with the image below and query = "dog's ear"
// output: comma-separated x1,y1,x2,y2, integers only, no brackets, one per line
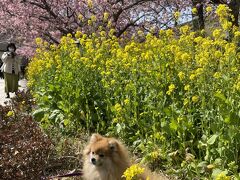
90,133,103,144
108,139,118,152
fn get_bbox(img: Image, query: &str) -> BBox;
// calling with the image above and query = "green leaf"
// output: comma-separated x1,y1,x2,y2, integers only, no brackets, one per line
49,109,62,120
32,108,48,121
197,161,207,168
63,119,70,126
214,92,230,105
207,134,218,145
163,107,171,116
214,92,226,101
48,84,55,91
170,119,178,131
224,116,231,124
56,113,64,122
216,146,226,156
227,112,240,125
116,123,122,134
214,158,223,166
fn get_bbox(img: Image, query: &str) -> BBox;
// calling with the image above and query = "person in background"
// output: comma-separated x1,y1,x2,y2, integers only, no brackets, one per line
1,43,21,98
0,60,3,79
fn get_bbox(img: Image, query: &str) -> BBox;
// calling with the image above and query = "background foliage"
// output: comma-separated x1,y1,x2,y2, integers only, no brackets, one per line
0,0,239,57
27,5,240,179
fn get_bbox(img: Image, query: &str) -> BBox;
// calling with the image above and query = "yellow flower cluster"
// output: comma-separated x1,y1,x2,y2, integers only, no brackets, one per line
192,8,197,14
150,151,160,160
7,110,14,117
215,172,231,180
103,12,109,21
122,164,145,180
27,6,240,178
87,0,93,8
206,6,213,13
215,4,233,30
174,11,180,20
166,84,175,95
28,18,240,106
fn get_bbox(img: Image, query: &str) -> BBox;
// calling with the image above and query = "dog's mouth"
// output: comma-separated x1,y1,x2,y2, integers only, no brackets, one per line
92,161,103,166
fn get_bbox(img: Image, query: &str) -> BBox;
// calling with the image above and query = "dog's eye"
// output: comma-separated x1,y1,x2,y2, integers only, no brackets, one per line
92,152,95,154
99,154,104,157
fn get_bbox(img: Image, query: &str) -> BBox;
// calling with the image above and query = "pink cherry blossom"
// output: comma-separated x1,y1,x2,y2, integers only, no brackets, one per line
0,0,238,57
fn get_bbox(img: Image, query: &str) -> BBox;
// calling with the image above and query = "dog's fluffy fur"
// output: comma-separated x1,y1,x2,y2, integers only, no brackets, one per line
83,134,130,180
83,134,168,180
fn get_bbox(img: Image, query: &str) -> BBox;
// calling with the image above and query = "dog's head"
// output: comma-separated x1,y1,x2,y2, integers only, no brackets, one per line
84,134,120,167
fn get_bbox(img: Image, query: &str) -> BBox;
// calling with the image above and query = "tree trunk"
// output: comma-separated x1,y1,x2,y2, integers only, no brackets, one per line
192,0,205,30
228,0,240,27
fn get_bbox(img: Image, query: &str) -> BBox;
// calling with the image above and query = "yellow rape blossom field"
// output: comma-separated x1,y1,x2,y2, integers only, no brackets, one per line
28,5,240,179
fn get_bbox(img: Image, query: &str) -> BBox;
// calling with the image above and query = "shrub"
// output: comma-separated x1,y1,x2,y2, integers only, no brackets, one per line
0,98,51,179
28,5,240,178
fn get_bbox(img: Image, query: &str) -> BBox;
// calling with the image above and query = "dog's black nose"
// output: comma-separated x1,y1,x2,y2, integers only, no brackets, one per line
91,158,96,164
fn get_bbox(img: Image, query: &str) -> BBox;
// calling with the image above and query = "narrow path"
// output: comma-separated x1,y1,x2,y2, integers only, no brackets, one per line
0,78,27,105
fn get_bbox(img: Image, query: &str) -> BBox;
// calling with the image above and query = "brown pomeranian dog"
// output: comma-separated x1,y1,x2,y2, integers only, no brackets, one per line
83,134,168,180
83,133,130,180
